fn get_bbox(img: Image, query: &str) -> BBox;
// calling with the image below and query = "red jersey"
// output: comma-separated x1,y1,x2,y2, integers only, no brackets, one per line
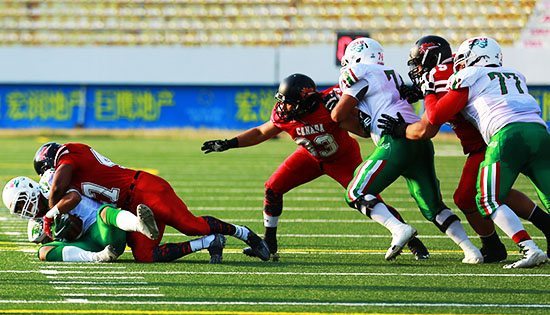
271,86,358,162
55,143,138,207
428,62,485,154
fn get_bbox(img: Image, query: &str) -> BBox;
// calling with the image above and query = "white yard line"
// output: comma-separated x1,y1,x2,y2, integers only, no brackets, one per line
0,270,545,277
0,299,547,309
54,287,160,291
60,293,164,297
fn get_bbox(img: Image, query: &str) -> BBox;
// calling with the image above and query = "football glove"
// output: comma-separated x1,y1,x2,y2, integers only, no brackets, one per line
419,73,435,96
358,110,372,134
42,216,53,239
399,84,424,104
377,112,409,138
201,138,238,154
322,90,340,112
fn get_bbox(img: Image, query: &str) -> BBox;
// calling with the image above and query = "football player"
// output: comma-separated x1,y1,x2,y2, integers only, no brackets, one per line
32,143,267,263
331,37,483,263
201,73,429,261
411,36,548,268
378,35,550,263
3,176,147,262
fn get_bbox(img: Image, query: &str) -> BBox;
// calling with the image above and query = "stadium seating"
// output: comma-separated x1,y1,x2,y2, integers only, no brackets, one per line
0,0,538,46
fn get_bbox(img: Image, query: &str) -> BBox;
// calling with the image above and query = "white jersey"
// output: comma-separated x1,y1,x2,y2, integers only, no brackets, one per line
69,195,102,233
339,63,419,145
447,66,545,143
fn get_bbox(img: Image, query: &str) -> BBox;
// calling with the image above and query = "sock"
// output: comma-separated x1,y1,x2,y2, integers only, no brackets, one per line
435,209,473,247
189,235,215,252
232,225,250,241
528,206,550,237
62,246,97,262
490,204,531,244
263,212,279,228
202,216,237,235
370,202,407,232
480,231,503,248
153,242,193,262
114,209,140,232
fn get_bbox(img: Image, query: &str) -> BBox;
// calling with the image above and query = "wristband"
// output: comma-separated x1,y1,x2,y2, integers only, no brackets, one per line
45,206,60,219
227,137,239,148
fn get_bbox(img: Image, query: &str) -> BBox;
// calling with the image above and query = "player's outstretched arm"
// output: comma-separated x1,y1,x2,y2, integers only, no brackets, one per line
405,114,441,140
339,108,370,138
201,121,282,153
49,164,73,209
331,94,358,123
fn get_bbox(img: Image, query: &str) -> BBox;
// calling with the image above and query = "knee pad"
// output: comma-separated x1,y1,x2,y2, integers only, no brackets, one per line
264,188,283,217
353,194,381,218
433,209,460,233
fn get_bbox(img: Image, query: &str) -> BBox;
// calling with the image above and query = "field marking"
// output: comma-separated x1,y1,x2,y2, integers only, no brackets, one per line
60,293,165,297
1,270,545,277
54,287,160,291
0,310,478,315
46,276,144,280
0,300,548,309
48,281,149,285
0,310,499,315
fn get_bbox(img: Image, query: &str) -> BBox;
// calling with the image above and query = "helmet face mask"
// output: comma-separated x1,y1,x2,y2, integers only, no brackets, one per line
34,142,61,176
275,74,319,122
3,177,42,219
454,37,502,72
341,37,384,67
407,35,452,85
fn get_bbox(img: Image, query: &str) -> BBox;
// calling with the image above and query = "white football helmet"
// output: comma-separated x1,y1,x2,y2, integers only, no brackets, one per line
2,176,42,219
39,168,55,199
28,217,50,244
453,36,502,72
341,37,384,67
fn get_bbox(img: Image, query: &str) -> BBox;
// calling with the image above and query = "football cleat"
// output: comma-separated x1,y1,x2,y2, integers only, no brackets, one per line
480,242,508,263
207,234,226,264
243,227,271,261
94,245,119,262
407,237,430,260
503,240,547,269
136,204,159,240
385,224,417,261
461,242,484,264
243,236,280,262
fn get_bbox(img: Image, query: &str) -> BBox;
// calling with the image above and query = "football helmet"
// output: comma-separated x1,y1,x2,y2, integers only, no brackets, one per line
275,73,320,121
28,217,51,244
407,35,452,85
34,142,61,175
454,36,502,72
2,176,42,219
341,37,384,67
39,168,55,199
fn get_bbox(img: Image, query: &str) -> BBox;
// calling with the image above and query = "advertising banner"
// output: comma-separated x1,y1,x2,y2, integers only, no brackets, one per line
0,84,549,130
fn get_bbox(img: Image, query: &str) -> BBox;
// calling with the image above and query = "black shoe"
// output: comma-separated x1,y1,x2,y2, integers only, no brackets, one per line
207,234,226,264
243,227,270,261
243,236,279,261
480,242,507,263
407,237,430,260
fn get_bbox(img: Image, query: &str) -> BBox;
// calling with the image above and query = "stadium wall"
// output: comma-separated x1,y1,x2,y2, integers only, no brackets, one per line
0,46,548,129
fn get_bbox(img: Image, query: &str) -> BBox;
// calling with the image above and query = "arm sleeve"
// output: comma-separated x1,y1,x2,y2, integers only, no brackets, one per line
425,88,469,126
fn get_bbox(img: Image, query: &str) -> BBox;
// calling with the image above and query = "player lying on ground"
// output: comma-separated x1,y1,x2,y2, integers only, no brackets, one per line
33,142,269,262
202,73,429,261
378,35,550,263
331,37,483,263
395,36,548,268
3,174,225,263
